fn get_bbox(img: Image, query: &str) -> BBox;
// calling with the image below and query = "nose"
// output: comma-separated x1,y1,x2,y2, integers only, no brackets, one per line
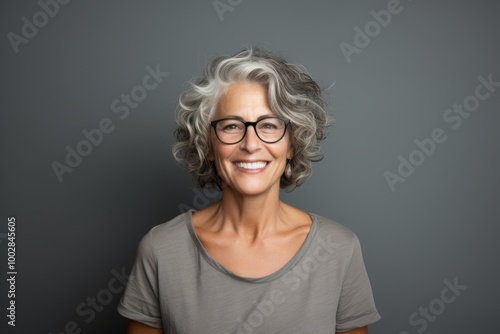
240,124,261,152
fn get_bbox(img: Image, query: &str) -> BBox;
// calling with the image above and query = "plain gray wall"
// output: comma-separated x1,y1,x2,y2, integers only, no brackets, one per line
1,0,499,333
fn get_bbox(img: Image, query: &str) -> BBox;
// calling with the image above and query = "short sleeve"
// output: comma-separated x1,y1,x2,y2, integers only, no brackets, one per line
336,234,381,332
117,229,163,328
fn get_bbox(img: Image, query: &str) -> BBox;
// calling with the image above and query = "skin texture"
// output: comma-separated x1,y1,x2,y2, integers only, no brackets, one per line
126,82,369,333
195,81,312,278
127,320,162,334
338,326,368,334
208,81,294,198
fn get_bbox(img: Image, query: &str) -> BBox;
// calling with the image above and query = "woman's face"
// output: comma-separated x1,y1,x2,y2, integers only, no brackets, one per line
209,82,293,197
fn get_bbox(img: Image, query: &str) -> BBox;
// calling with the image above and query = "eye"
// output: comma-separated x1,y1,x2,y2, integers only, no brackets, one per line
260,122,278,130
220,121,244,132
258,118,283,132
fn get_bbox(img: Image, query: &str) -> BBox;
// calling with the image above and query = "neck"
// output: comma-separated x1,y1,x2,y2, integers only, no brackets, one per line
214,185,286,241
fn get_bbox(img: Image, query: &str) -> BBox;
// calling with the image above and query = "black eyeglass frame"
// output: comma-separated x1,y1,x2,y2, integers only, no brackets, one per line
210,116,291,145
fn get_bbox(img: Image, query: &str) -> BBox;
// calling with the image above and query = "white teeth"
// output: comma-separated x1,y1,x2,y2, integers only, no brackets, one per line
235,161,267,169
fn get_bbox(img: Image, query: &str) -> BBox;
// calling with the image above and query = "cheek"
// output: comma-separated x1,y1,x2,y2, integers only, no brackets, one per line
211,142,233,169
268,144,292,163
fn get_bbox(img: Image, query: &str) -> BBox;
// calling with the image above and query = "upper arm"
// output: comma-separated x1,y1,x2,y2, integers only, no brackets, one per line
336,326,368,334
127,320,163,334
118,231,163,328
336,234,380,330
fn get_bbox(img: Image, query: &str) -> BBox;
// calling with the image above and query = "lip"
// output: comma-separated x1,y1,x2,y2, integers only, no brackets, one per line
233,160,269,173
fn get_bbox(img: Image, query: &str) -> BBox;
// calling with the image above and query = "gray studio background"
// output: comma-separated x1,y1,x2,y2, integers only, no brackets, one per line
1,0,499,333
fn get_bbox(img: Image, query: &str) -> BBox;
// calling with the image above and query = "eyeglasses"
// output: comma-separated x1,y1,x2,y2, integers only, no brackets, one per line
210,116,291,145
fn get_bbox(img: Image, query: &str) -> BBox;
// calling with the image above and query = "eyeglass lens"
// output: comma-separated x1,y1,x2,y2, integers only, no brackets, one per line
215,118,286,144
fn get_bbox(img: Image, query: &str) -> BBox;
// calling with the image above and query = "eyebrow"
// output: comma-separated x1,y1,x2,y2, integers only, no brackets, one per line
217,114,277,121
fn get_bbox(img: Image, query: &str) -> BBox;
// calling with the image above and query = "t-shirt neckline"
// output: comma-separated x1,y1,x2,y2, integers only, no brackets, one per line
185,209,319,284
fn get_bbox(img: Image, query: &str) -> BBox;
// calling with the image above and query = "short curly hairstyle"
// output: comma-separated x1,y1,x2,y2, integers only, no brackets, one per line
172,47,333,190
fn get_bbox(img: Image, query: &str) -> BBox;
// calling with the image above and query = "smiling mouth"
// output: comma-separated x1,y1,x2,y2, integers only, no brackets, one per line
234,161,268,170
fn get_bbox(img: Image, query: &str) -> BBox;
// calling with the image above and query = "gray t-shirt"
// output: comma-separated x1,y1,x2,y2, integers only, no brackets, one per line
118,210,381,333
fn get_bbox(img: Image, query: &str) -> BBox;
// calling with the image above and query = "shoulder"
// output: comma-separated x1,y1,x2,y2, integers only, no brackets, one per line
138,211,193,254
310,214,361,254
150,211,191,237
312,214,357,239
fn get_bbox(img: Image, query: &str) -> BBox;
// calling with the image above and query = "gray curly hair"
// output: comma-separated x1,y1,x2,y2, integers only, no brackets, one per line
172,47,333,190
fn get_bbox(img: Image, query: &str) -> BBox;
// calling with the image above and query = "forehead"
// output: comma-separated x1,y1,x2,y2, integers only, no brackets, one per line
215,82,273,119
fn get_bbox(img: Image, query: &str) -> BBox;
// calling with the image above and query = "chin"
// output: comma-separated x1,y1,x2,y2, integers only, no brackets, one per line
225,180,279,197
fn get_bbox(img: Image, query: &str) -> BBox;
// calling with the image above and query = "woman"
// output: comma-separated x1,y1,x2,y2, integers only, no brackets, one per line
118,47,381,333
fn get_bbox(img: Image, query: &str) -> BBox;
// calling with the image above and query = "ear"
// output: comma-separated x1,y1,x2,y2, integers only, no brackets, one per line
286,141,294,160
